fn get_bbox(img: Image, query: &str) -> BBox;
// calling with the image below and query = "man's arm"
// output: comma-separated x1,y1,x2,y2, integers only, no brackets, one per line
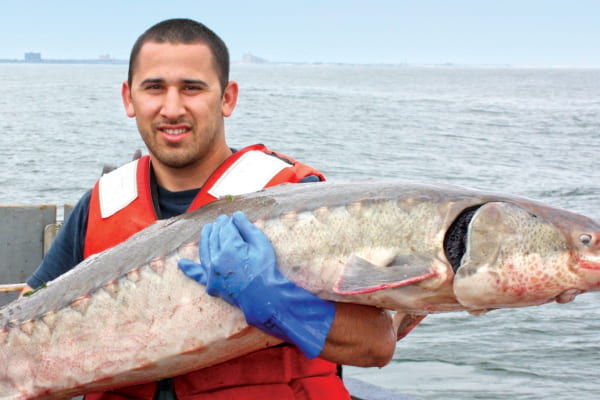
321,303,396,367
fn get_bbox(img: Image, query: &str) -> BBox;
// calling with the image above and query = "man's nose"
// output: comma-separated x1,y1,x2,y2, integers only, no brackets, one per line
160,88,185,120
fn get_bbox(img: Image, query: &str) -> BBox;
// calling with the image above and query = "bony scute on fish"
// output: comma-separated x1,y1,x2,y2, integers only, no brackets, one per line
1,180,600,399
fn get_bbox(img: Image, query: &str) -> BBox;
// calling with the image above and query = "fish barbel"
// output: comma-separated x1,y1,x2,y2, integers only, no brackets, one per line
1,180,599,399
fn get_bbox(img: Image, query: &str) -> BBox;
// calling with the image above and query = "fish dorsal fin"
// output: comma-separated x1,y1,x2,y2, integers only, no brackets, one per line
333,254,438,295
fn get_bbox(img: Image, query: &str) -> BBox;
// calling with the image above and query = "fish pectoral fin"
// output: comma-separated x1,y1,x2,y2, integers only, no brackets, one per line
333,254,438,295
394,312,427,340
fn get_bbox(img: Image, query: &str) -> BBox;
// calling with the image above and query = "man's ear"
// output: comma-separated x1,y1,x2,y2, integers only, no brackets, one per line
221,81,239,117
122,81,136,118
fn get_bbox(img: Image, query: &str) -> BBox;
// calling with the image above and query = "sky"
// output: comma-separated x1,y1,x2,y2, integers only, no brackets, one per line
1,0,599,66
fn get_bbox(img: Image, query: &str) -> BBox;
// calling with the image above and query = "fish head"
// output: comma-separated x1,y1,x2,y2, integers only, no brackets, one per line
453,201,600,311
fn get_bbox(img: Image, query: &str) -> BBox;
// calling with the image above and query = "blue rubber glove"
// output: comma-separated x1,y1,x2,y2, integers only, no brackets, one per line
178,211,336,359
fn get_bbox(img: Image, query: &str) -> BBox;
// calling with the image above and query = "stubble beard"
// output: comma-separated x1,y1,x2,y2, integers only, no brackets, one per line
153,147,200,169
141,115,224,171
143,129,203,170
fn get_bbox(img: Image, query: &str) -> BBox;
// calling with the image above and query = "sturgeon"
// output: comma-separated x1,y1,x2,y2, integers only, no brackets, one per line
1,180,599,399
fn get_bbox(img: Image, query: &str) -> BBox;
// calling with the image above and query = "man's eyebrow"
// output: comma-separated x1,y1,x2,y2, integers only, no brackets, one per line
139,78,209,86
140,78,164,86
182,79,209,87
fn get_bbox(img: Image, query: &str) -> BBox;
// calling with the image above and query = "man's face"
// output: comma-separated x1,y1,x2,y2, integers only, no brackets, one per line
122,41,236,171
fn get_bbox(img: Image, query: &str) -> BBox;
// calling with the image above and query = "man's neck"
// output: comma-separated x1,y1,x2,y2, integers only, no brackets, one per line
151,147,233,192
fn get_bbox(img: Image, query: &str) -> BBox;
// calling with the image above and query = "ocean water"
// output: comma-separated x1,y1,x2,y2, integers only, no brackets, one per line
1,63,599,399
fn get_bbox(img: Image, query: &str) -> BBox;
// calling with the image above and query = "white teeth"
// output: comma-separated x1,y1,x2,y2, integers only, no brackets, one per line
164,128,186,135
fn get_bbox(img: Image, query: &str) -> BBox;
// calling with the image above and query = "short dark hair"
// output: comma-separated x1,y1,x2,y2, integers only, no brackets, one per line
128,19,230,91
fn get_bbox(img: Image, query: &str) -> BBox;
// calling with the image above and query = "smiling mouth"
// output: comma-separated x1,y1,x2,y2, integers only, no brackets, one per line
163,128,188,135
157,125,191,144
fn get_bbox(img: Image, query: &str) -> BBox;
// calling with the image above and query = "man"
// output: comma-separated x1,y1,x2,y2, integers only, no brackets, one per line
23,18,396,400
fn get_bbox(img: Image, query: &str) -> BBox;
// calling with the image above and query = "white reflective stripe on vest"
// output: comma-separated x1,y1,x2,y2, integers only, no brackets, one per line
99,159,139,219
208,150,289,198
97,151,290,219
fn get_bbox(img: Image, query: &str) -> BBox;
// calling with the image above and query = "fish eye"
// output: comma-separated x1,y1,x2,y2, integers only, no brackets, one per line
579,234,593,246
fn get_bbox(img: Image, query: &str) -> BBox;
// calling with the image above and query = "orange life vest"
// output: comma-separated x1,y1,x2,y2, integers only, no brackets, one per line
82,145,349,400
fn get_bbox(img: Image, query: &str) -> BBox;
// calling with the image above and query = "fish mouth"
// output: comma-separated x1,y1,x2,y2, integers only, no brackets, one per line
578,258,600,271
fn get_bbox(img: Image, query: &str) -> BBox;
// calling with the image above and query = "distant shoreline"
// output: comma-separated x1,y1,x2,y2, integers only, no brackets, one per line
0,59,598,69
0,59,128,65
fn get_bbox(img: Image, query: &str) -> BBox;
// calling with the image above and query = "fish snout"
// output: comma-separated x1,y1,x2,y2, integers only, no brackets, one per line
571,228,600,286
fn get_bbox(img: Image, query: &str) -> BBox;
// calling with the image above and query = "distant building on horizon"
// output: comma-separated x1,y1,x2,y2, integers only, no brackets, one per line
24,52,42,62
241,53,268,64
